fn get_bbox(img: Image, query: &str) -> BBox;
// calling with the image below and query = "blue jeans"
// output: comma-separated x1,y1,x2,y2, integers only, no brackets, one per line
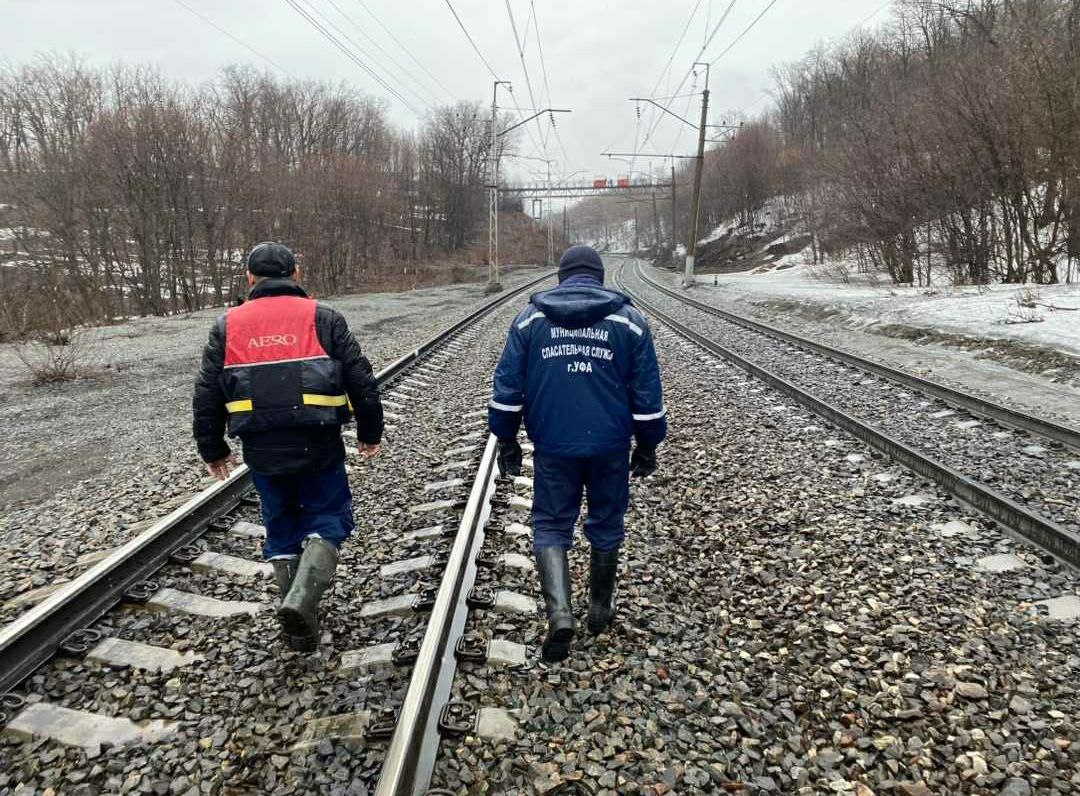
532,450,630,552
251,460,354,560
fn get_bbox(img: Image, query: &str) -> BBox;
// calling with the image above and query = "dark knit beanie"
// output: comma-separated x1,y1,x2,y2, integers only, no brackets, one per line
557,245,605,284
246,242,296,278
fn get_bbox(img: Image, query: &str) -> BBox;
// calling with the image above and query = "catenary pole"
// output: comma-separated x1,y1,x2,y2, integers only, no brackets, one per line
671,163,677,255
547,160,554,266
488,81,510,286
652,191,660,255
685,63,710,287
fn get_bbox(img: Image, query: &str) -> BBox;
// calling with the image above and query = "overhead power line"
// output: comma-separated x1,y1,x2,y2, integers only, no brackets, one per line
443,0,501,79
638,0,705,156
300,0,430,110
353,0,457,101
325,0,448,106
648,0,705,107
709,0,783,65
284,0,424,115
504,0,547,155
530,0,574,174
639,0,738,152
171,0,293,75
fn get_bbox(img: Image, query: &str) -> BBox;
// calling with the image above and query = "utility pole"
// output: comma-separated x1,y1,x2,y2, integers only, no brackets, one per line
488,105,571,285
546,160,554,266
685,63,710,287
652,191,660,255
488,80,510,287
634,205,640,254
671,164,677,257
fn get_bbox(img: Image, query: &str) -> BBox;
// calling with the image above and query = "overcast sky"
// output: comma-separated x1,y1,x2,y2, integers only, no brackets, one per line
2,0,892,184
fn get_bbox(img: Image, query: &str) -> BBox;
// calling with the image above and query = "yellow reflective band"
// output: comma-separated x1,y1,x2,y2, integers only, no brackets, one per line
225,399,253,413
302,393,349,408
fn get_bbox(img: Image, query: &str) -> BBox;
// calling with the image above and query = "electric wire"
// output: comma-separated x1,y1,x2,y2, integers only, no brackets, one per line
171,0,293,75
325,0,448,106
635,0,705,158
638,0,738,153
504,0,548,156
283,0,424,115
598,0,707,165
353,0,458,101
708,0,782,65
302,0,431,110
529,1,553,151
530,0,574,176
443,0,501,79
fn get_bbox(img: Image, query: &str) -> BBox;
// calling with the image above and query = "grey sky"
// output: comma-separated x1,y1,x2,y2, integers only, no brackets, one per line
2,0,892,185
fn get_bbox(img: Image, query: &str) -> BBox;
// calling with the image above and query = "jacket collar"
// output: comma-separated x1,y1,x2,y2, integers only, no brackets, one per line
559,274,603,289
247,278,309,301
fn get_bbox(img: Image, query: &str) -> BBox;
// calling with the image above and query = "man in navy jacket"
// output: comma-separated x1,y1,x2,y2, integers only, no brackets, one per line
489,245,666,663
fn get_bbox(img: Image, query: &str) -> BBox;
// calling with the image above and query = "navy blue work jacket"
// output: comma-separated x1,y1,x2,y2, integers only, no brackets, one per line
488,275,667,458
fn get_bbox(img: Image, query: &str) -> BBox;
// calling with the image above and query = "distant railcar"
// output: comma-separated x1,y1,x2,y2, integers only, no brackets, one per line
593,178,609,189
616,177,630,188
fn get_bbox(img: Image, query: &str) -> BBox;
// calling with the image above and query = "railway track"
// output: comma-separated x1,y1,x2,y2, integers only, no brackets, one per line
4,261,1079,794
0,272,552,794
419,261,1080,793
617,259,1080,568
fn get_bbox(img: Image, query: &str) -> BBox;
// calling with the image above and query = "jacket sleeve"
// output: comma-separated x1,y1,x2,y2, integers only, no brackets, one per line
488,311,529,441
627,311,667,448
323,307,384,445
192,317,232,463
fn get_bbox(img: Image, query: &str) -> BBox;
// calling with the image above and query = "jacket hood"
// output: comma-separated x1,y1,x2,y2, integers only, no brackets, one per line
531,276,630,328
248,278,308,301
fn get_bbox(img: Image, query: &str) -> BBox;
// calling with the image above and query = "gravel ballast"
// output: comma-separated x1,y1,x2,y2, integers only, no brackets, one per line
0,268,546,621
429,319,1080,795
622,263,1079,536
0,282,540,794
5,263,1079,796
644,262,1080,429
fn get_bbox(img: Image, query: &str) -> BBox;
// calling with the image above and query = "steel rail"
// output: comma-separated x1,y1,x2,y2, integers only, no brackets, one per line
631,260,1080,452
615,264,1080,569
374,434,498,796
0,271,552,697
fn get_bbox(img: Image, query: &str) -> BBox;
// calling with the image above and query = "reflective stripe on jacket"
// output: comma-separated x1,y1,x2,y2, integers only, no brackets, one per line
193,278,384,475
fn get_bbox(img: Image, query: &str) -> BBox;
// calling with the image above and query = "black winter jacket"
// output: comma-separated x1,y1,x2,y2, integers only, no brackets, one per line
193,279,383,475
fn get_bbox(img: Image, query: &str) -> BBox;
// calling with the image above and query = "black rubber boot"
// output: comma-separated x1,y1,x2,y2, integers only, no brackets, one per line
535,546,575,663
587,547,619,635
277,538,338,653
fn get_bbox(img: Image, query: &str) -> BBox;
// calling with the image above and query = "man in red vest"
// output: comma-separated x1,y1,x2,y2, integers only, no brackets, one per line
192,242,383,652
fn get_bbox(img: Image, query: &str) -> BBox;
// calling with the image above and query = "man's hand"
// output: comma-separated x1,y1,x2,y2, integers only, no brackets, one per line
358,442,381,460
497,438,523,478
206,452,239,481
630,445,657,479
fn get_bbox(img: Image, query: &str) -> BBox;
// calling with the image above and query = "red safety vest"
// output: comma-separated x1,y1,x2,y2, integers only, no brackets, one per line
219,296,350,436
225,295,326,369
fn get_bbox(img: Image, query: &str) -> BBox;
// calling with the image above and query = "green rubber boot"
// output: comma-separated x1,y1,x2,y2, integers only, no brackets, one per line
271,559,298,596
277,539,338,653
271,559,312,649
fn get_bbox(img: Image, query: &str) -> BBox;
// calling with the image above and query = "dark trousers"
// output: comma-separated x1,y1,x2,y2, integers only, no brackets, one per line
251,459,354,559
532,450,630,552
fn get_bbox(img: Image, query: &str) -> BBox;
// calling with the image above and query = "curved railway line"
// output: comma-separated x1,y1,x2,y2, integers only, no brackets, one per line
0,273,551,795
616,259,1080,568
2,259,1079,794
